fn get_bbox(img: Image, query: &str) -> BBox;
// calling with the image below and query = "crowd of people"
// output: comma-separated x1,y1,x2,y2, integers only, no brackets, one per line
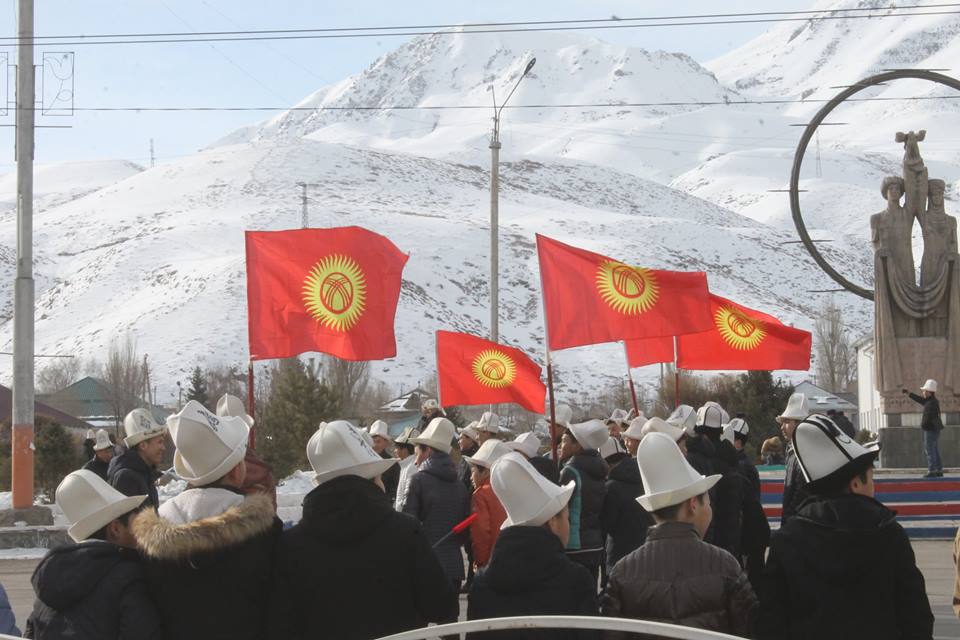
10,386,953,640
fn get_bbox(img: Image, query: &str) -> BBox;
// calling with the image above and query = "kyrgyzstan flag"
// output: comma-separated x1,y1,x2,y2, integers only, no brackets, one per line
436,331,546,413
246,227,408,361
624,294,812,371
537,234,712,351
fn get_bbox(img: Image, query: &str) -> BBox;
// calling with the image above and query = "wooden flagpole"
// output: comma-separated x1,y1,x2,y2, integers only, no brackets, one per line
546,350,558,467
673,337,681,409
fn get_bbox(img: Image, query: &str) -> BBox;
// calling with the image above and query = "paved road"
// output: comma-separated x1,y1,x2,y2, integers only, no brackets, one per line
0,540,957,638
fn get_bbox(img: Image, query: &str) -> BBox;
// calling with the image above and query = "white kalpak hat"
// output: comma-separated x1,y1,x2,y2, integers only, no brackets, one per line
553,404,573,428
777,393,810,423
623,417,645,442
368,420,393,441
640,417,684,443
508,432,541,458
123,408,167,448
666,404,698,437
492,452,576,528
464,439,512,469
57,470,146,542
394,426,420,445
921,379,938,393
307,420,397,485
459,422,481,442
696,402,727,430
421,398,444,415
410,417,456,454
216,394,254,428
636,432,721,512
93,429,113,452
168,401,249,486
793,414,878,491
567,419,609,451
726,418,749,441
600,437,628,460
477,412,500,434
721,423,736,445
85,429,96,440
607,408,630,425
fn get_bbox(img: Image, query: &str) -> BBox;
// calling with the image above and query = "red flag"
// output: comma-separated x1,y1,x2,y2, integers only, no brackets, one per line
624,336,675,368
436,331,546,413
625,294,812,371
245,227,408,361
537,234,712,351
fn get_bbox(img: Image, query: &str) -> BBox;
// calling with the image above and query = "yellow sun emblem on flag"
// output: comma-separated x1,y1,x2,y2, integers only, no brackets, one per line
596,260,660,315
472,350,517,389
302,255,367,332
715,306,766,350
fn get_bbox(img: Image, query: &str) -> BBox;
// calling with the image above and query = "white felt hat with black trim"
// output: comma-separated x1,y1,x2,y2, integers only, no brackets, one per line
793,414,877,491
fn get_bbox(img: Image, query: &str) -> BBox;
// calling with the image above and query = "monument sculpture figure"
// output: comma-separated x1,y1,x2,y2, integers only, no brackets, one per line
873,131,960,408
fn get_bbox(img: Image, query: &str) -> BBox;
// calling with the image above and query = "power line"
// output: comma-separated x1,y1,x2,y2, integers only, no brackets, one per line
0,6,957,46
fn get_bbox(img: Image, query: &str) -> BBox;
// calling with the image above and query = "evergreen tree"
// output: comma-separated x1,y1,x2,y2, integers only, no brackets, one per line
186,365,209,407
257,358,340,477
35,417,82,499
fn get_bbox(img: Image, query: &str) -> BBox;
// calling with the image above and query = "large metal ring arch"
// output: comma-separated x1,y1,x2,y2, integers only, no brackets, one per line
789,69,960,301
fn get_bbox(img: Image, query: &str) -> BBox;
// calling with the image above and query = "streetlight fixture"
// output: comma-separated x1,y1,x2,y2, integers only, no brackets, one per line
489,56,536,344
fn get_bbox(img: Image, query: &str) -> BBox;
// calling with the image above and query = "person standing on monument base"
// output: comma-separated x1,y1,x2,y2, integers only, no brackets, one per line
108,409,167,510
903,379,945,478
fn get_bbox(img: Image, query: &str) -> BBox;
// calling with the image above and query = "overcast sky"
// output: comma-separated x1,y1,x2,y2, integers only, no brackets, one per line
0,0,813,167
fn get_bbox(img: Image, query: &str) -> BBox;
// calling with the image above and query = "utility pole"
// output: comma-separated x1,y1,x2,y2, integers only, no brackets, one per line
489,57,535,344
296,182,319,228
149,138,155,168
12,0,35,510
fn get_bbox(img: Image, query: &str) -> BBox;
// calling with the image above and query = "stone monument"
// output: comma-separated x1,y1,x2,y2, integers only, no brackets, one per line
872,131,960,460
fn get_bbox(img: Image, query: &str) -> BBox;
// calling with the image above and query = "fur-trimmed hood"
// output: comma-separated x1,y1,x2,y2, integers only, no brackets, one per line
133,491,276,561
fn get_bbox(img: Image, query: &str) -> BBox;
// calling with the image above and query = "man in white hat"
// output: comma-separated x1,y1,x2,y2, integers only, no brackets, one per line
25,470,161,639
727,417,769,589
132,401,281,640
216,393,277,506
108,408,168,510
417,397,445,432
276,421,455,639
606,408,631,440
467,452,598,634
600,434,653,586
508,431,558,484
369,419,401,504
464,440,511,568
81,429,115,481
757,415,933,639
903,380,945,477
777,392,812,524
603,433,757,636
404,417,471,596
393,426,420,511
476,411,501,444
559,419,609,584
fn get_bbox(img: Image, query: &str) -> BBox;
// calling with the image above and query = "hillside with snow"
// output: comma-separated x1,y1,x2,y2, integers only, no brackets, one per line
3,1,957,407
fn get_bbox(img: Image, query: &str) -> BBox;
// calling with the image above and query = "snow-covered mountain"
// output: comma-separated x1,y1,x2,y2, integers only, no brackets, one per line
5,1,956,405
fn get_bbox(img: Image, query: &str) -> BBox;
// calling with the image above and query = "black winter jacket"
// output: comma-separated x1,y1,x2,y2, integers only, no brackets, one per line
601,458,653,574
108,449,160,510
277,475,456,640
909,393,944,431
781,445,810,525
132,491,282,640
560,451,608,551
737,449,770,554
403,451,471,584
379,449,401,505
467,525,598,640
82,455,110,481
758,494,934,640
25,541,162,640
686,434,742,556
529,455,560,485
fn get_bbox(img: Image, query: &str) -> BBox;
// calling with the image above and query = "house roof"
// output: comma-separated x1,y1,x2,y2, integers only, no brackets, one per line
794,381,858,412
0,384,93,431
38,376,170,423
379,387,435,413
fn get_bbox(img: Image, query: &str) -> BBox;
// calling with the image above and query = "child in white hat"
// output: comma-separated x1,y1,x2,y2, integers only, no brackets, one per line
476,411,501,444
508,431,559,485
25,470,159,639
558,419,609,584
108,408,168,509
603,433,757,636
392,426,420,511
757,414,933,638
276,421,455,639
81,429,115,481
464,440,511,568
467,452,598,634
368,419,401,504
131,401,281,640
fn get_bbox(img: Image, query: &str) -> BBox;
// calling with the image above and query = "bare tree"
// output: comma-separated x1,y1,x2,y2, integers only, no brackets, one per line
204,364,247,406
322,355,370,416
101,335,146,432
815,300,856,393
36,357,82,394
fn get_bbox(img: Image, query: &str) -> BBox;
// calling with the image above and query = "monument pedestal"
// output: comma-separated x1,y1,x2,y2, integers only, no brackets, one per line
879,425,960,468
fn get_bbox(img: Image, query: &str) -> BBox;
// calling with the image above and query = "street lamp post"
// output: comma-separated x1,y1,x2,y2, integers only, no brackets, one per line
489,57,535,344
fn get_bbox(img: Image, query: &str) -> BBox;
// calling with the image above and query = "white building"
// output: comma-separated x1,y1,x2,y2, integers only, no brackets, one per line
855,336,885,434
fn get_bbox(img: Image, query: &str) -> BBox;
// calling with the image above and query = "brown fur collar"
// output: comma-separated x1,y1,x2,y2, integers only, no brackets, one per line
133,493,275,561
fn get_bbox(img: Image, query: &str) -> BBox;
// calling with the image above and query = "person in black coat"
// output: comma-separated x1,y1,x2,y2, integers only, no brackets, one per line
82,429,115,481
777,393,811,525
758,414,934,640
727,419,769,588
559,420,609,586
276,421,456,640
405,418,471,593
468,452,598,640
903,380,945,477
369,420,401,505
26,470,161,640
108,409,168,510
132,402,282,640
826,410,856,439
688,404,742,557
600,447,652,578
